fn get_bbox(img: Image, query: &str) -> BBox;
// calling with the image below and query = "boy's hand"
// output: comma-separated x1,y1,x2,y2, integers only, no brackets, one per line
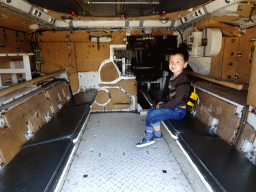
156,102,164,108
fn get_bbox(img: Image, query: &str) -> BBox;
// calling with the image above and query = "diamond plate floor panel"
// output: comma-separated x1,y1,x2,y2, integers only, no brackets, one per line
61,112,193,192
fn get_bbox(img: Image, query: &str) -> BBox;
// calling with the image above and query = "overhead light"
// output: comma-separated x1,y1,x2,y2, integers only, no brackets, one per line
28,24,39,31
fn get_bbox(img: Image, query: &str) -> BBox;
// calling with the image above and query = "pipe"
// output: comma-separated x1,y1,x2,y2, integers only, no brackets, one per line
0,69,66,97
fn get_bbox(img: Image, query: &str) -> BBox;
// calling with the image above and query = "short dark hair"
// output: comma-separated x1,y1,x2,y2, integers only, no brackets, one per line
169,46,189,63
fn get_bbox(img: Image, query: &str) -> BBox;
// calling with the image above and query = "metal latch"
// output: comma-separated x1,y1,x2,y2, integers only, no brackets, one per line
25,122,34,140
45,113,51,123
58,103,63,110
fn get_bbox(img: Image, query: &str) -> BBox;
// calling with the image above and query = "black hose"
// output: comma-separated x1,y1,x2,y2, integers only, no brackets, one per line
177,30,184,44
249,5,256,24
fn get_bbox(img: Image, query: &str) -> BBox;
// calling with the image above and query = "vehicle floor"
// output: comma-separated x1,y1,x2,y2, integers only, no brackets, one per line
60,112,208,192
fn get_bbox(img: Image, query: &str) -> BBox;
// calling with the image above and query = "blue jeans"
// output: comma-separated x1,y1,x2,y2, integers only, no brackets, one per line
145,106,186,132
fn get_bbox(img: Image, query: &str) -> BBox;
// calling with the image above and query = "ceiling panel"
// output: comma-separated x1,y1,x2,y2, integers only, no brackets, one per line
24,0,210,17
26,0,84,15
156,0,211,13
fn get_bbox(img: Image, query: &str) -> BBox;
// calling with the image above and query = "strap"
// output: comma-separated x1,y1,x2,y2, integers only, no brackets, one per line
192,86,196,93
188,98,196,104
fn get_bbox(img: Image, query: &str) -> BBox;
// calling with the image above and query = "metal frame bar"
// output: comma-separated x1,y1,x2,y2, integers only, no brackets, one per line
91,86,136,112
0,0,55,25
248,106,256,130
54,0,242,28
0,0,242,29
89,2,159,4
0,54,33,88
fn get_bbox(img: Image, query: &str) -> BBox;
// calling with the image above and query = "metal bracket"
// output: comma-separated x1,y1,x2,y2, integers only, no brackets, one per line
50,105,55,114
248,106,256,129
209,117,219,134
45,113,51,123
0,117,5,128
92,86,136,112
58,103,63,110
25,123,34,140
94,88,111,107
241,139,256,164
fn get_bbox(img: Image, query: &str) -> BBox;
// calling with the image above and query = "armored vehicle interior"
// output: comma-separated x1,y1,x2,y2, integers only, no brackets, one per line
0,0,256,191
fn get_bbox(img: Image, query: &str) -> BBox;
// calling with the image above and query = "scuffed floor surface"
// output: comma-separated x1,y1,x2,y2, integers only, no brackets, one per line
61,112,193,192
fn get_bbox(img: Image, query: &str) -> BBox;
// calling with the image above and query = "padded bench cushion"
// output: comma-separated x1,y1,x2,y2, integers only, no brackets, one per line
62,89,97,109
0,139,73,192
178,133,256,192
163,115,218,138
23,104,90,148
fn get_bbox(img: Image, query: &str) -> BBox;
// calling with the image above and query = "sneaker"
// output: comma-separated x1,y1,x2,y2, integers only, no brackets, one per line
144,131,163,140
153,132,163,140
136,138,155,148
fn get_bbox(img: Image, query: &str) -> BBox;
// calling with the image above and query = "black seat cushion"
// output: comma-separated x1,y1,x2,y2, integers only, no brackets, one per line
23,104,90,148
0,139,73,192
163,115,218,138
62,89,97,109
178,133,256,192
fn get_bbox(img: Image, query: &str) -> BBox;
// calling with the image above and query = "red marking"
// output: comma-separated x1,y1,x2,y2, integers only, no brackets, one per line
161,11,166,16
71,12,76,16
121,15,125,18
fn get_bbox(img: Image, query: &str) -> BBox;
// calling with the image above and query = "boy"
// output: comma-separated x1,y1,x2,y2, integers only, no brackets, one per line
136,47,190,147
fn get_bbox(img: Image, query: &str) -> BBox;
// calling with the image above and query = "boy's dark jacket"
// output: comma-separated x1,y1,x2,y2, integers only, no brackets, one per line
159,72,190,109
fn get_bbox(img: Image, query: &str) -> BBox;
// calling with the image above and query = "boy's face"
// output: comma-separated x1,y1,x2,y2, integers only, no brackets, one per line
169,54,188,75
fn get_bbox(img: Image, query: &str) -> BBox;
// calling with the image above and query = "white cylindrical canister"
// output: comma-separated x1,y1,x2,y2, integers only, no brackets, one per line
191,31,203,47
